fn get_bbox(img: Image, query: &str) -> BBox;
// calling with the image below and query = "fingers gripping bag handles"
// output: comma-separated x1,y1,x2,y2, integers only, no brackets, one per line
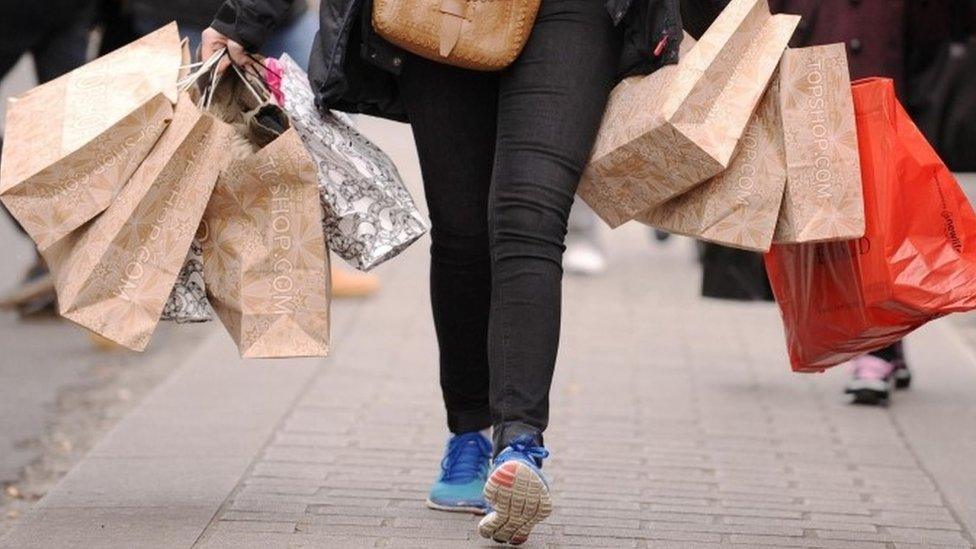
0,23,185,251
765,77,976,372
275,54,428,271
200,65,331,358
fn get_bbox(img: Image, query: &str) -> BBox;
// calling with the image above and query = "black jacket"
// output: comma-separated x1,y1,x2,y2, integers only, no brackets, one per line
130,0,307,30
212,0,718,121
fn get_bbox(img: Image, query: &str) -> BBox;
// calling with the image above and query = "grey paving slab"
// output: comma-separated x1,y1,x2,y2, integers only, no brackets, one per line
0,317,89,483
0,329,330,548
191,215,976,549
36,456,253,509
887,322,976,537
1,506,215,549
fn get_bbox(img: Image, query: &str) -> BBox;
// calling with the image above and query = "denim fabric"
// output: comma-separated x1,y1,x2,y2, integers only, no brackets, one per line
397,0,622,453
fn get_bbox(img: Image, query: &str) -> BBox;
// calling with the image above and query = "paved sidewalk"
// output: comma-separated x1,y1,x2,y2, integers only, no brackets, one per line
0,56,213,538
3,120,976,549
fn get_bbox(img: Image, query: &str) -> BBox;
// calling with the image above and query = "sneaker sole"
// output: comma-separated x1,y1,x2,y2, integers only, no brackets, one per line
478,461,552,546
424,498,487,515
846,388,889,405
894,370,912,389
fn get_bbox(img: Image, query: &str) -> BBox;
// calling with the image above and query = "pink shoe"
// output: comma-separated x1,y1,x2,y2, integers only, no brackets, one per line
845,354,896,405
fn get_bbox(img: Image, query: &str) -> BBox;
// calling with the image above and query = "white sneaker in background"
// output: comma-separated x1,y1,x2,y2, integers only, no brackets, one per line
563,239,607,276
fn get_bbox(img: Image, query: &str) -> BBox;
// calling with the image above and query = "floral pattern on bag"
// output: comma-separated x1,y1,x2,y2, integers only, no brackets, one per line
160,239,213,323
277,54,428,271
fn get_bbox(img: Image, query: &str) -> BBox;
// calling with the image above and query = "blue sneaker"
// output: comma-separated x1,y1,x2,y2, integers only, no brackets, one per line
426,431,492,514
478,435,553,546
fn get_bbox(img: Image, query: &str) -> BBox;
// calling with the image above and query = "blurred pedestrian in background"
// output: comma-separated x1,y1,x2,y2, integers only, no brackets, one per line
689,0,975,405
564,199,607,276
773,0,973,405
0,0,96,315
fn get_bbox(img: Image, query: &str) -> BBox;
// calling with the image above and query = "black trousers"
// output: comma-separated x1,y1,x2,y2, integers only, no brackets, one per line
397,0,622,452
0,0,92,83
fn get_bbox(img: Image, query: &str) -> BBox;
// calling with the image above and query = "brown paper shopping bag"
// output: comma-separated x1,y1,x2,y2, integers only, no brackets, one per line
0,23,184,251
577,0,799,228
200,68,331,358
201,129,331,358
773,43,863,243
42,94,233,350
638,76,787,251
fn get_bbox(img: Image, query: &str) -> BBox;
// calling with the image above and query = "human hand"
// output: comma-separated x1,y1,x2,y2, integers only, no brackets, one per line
200,27,258,73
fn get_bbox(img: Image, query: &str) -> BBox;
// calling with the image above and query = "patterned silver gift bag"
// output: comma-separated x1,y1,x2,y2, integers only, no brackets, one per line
277,54,429,271
160,239,213,323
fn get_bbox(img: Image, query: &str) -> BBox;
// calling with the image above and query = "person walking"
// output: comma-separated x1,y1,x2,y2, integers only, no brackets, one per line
768,0,969,405
201,0,695,543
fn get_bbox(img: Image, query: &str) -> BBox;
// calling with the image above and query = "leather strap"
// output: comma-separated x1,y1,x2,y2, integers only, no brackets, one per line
438,0,467,57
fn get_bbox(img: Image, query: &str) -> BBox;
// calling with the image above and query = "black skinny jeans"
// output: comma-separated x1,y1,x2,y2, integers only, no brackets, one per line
397,0,622,452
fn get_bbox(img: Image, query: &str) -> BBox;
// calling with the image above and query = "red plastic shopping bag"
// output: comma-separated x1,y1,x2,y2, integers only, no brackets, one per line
765,77,976,372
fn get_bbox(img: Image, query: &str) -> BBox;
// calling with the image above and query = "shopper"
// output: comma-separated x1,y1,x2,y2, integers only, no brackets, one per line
770,0,967,405
116,0,381,298
201,0,703,543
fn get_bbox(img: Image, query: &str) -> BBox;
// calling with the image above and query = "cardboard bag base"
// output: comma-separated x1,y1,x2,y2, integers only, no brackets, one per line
45,94,231,351
577,0,799,228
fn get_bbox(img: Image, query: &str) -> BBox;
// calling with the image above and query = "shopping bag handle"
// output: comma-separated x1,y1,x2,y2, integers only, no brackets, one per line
245,53,283,82
232,64,269,105
177,48,226,93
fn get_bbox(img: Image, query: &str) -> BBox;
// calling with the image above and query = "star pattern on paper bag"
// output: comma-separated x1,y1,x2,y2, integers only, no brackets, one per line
201,128,330,358
776,44,862,244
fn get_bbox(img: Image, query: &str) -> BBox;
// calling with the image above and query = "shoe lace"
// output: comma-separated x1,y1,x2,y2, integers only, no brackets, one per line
507,434,549,467
440,433,492,483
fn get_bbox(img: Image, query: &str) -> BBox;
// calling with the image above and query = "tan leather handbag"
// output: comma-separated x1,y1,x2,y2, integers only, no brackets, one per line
372,0,542,71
